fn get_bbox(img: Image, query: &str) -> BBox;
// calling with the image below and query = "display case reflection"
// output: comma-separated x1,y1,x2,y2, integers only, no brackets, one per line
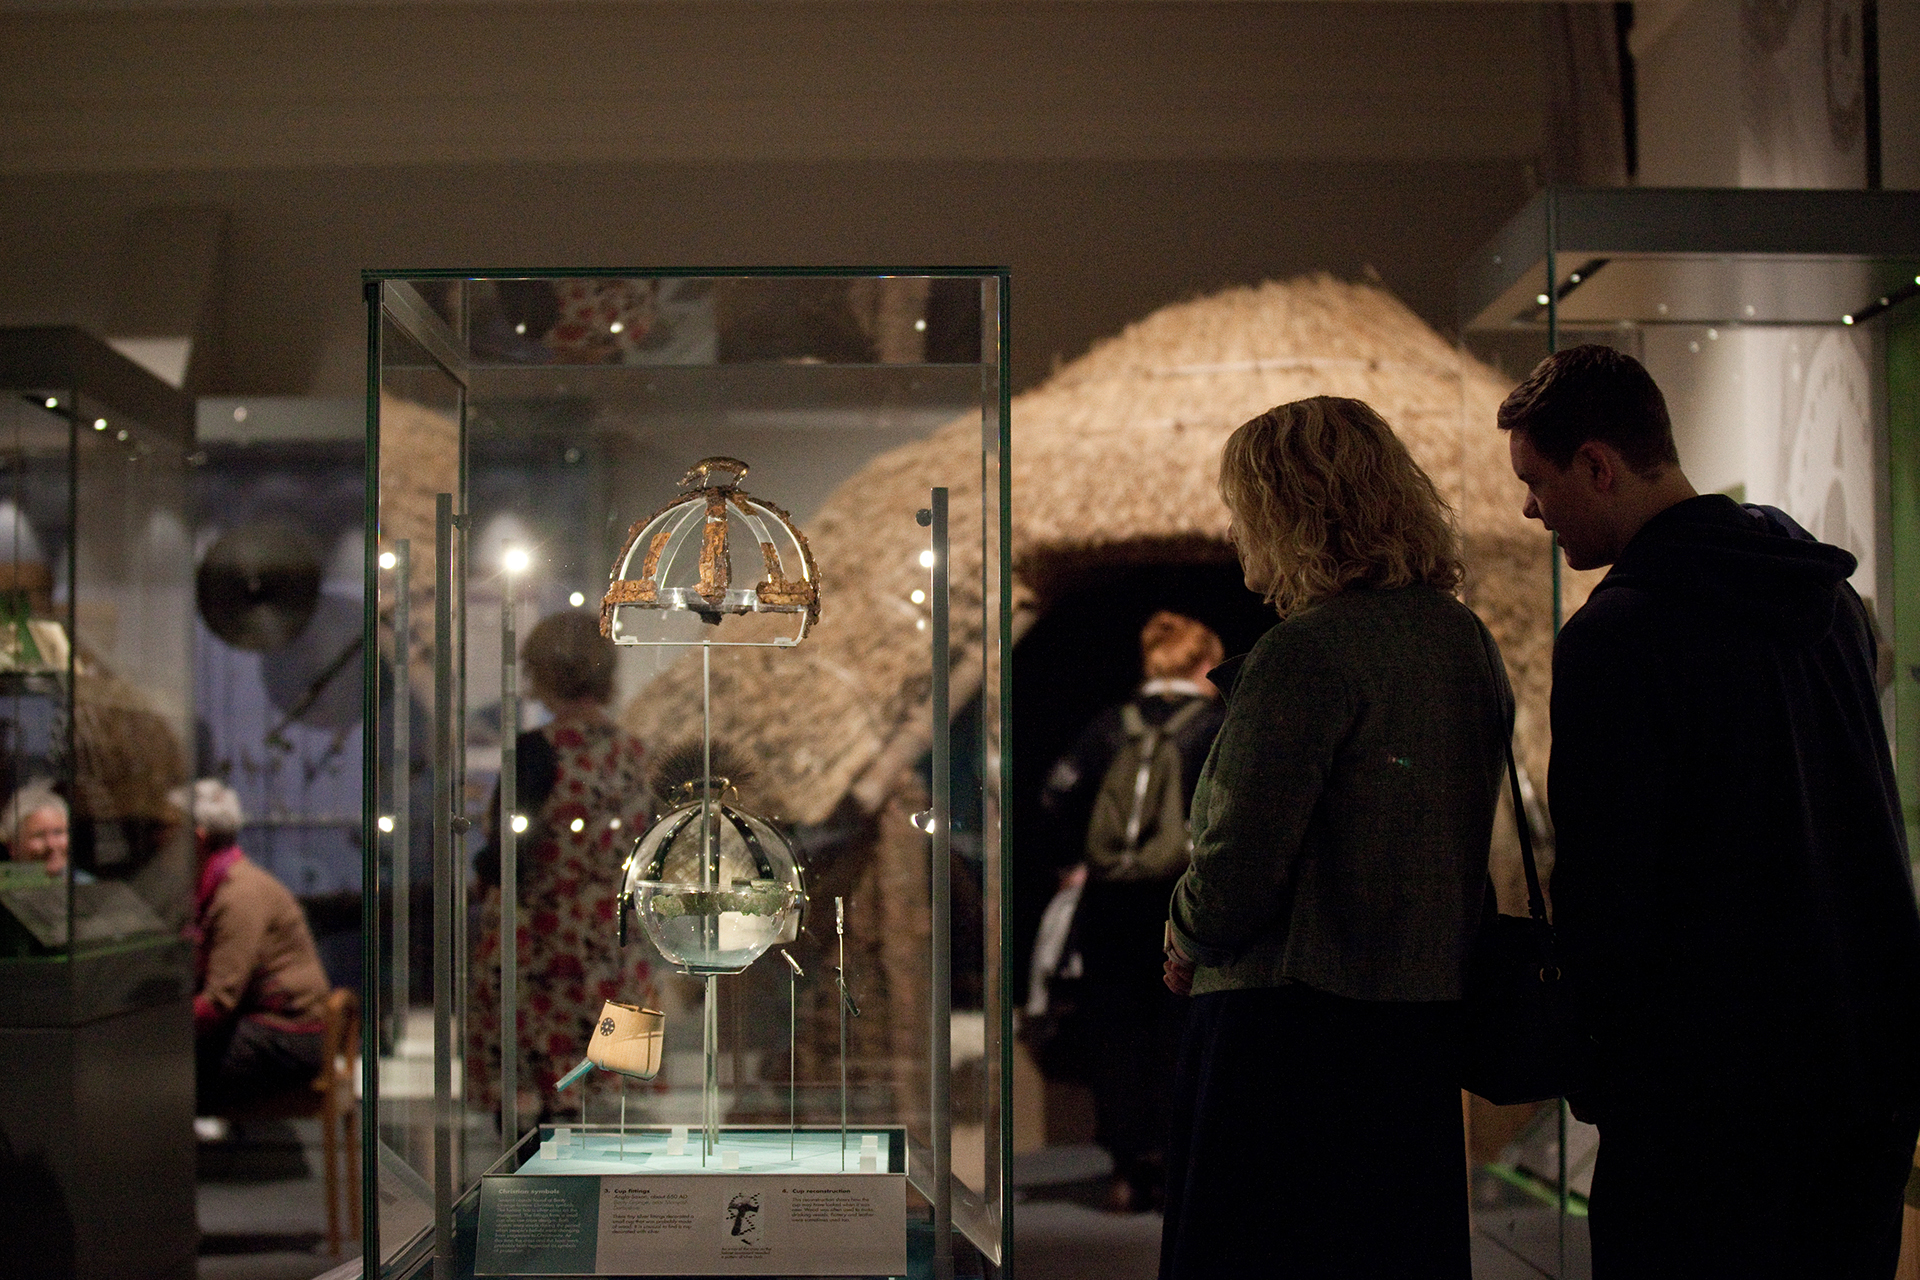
0,326,198,1280
0,332,193,975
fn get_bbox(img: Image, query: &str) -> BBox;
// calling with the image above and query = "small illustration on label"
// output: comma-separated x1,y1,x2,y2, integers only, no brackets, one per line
724,1192,763,1245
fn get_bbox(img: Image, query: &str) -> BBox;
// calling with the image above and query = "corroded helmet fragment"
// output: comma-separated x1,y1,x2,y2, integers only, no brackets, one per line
601,456,820,645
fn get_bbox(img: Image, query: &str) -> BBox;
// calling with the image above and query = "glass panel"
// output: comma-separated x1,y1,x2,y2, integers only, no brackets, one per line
368,271,1010,1278
1476,247,1912,657
977,276,1009,1233
0,329,198,1280
0,336,195,1025
1460,252,1583,1275
71,387,196,953
0,385,74,982
371,302,466,1274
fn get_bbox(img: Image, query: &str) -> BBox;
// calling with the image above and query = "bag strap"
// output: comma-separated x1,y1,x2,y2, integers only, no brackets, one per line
1503,736,1549,927
1479,627,1549,928
1160,697,1209,738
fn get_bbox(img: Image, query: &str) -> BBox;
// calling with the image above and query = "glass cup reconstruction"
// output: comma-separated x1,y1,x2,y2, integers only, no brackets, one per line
618,793,806,950
627,880,803,975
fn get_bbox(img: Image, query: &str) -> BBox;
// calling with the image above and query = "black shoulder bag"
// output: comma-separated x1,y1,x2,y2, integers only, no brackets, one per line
1460,686,1593,1105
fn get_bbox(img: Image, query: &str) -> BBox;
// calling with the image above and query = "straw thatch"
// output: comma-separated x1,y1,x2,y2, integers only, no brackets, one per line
1003,274,1556,829
376,390,462,697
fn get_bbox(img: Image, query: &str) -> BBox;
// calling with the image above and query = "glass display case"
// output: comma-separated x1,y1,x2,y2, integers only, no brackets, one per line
0,326,197,1280
1457,186,1920,1277
362,270,1011,1280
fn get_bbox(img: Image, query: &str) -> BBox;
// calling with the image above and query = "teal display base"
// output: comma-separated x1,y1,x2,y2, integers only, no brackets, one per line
513,1125,906,1178
468,1126,911,1278
409,1189,962,1280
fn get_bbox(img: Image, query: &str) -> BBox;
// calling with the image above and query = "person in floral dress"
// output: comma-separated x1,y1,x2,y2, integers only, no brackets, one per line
468,610,654,1122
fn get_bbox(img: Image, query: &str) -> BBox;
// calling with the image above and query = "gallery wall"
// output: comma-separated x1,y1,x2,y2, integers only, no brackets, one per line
0,1,1552,396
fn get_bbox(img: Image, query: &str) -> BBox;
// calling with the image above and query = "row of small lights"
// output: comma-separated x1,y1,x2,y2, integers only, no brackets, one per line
374,540,592,837
511,316,930,338
1533,273,1920,326
503,543,590,605
1842,276,1920,325
376,543,589,608
41,396,131,442
373,536,940,837
512,320,629,336
376,812,621,838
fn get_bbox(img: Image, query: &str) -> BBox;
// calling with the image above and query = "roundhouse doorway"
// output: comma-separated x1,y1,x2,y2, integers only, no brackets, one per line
1010,555,1274,998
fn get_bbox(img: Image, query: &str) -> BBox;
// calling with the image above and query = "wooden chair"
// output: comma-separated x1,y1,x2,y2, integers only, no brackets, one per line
223,989,362,1255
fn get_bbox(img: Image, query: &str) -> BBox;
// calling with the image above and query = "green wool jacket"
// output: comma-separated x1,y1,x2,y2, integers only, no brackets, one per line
1168,583,1512,1001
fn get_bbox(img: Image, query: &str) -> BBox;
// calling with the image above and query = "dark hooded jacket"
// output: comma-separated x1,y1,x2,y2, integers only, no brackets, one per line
1550,494,1920,1122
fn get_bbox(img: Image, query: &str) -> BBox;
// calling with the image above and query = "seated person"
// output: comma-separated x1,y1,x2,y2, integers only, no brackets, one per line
2,780,69,879
185,779,333,1114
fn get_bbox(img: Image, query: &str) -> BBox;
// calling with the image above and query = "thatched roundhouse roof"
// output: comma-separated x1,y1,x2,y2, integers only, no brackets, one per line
623,275,1558,839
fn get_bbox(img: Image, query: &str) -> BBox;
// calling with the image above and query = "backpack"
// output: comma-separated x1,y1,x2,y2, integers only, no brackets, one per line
1083,699,1207,882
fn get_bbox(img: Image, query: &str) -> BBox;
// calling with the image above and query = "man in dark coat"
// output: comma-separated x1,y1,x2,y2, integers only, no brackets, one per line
1500,344,1920,1279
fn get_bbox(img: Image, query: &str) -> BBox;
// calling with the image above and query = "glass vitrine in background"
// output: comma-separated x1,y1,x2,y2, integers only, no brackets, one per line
1458,186,1920,1278
0,327,197,1280
364,271,1011,1280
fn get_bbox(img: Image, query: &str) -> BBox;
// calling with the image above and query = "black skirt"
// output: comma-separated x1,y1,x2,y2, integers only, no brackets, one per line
1159,984,1469,1280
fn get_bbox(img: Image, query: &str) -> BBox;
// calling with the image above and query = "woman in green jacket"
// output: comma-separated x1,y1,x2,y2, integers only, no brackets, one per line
1159,397,1511,1279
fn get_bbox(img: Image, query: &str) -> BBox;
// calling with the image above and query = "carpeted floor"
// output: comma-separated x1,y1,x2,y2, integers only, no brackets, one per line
1009,1144,1590,1280
197,1118,351,1280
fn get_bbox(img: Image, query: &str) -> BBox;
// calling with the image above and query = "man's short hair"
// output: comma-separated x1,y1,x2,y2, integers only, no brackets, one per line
1496,344,1679,477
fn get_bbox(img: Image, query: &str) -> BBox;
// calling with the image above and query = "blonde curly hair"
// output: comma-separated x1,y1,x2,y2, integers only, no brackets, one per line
1220,396,1462,618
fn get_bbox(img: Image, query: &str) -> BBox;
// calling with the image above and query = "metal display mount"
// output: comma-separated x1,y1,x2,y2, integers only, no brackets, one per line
921,492,954,1280
388,540,410,1054
834,896,859,1170
601,458,819,1168
500,546,521,1151
433,494,457,1280
700,647,718,1158
781,948,804,1158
